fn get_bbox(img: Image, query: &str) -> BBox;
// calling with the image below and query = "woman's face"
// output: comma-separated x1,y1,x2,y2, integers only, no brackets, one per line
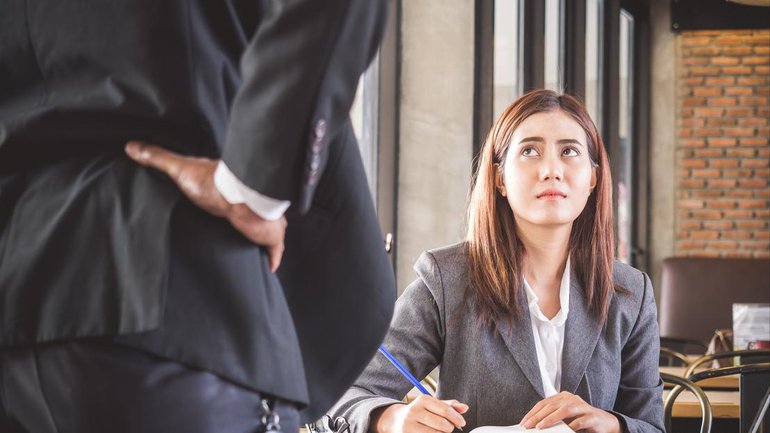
500,109,597,230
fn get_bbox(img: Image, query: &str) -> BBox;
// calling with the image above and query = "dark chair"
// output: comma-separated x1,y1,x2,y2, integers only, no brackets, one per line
662,372,713,433
659,257,770,344
685,349,770,377
675,363,770,433
661,336,708,366
661,346,691,367
748,388,770,433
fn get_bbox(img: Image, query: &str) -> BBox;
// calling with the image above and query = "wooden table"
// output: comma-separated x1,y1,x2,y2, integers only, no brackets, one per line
660,366,739,389
663,389,740,419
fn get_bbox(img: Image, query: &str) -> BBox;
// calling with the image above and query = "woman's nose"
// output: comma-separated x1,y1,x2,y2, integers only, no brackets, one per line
538,153,564,181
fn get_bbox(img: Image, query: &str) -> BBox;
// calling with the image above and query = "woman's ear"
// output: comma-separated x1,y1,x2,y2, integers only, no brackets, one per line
495,165,507,197
590,165,597,192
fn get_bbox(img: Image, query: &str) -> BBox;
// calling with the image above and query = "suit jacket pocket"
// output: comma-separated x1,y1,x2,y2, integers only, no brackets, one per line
0,154,180,344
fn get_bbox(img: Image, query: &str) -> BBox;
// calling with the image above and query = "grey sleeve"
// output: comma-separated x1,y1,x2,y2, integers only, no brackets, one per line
328,252,446,433
612,272,665,433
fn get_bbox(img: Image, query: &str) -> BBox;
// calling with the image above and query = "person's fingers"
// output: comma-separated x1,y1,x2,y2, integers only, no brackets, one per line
423,397,466,430
535,405,580,430
268,242,284,273
124,143,291,253
229,206,268,240
413,411,456,433
520,396,552,427
442,399,470,414
228,207,287,253
521,400,559,429
125,141,184,180
567,414,596,432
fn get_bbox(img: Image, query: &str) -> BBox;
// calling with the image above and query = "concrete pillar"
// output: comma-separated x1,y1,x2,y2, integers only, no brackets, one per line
396,0,475,292
649,0,677,297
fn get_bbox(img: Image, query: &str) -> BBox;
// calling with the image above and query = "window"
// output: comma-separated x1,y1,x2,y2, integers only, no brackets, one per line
585,0,603,128
616,9,634,263
479,0,651,270
544,0,564,91
493,0,523,120
350,58,380,205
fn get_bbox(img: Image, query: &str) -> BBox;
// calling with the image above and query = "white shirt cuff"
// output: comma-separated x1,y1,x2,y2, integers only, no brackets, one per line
214,161,291,221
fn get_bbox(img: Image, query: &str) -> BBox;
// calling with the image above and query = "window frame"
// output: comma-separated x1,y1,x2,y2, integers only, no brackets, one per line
474,0,652,271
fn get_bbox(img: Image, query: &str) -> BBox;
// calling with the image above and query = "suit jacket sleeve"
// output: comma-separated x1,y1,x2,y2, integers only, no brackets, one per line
612,272,665,433
221,0,388,212
328,252,446,433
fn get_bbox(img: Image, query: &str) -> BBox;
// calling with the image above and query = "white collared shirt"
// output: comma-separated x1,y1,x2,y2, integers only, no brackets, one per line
213,161,290,221
523,256,571,397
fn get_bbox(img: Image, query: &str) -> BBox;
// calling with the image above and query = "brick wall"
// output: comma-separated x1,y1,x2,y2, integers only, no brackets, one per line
677,29,770,259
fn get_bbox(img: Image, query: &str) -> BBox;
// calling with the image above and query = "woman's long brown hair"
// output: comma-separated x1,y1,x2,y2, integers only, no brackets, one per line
466,89,616,329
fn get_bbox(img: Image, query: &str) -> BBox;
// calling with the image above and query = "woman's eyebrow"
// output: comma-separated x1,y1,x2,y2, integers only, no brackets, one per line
519,136,545,144
557,138,585,148
519,137,585,148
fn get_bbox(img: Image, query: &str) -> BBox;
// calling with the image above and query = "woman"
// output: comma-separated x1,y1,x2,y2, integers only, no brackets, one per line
329,90,664,433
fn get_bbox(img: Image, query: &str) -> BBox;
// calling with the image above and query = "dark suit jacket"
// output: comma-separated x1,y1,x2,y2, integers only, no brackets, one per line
0,0,396,421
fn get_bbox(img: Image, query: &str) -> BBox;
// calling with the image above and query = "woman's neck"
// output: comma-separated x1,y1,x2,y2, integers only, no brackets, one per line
517,222,571,294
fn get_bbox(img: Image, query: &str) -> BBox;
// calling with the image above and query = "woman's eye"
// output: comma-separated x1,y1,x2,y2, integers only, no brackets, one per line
521,147,538,157
562,147,579,157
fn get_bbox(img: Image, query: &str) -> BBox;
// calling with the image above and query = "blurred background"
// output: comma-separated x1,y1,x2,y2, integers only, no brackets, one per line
346,0,769,296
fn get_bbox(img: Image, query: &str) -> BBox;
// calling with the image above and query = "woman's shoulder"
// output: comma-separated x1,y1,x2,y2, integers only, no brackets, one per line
611,260,654,306
413,241,470,294
612,260,650,287
423,241,469,265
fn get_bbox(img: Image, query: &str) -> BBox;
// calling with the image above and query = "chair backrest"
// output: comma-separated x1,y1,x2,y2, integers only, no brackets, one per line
662,372,712,433
685,349,770,377
660,337,709,365
661,346,690,367
748,388,770,433
687,363,770,433
659,257,770,343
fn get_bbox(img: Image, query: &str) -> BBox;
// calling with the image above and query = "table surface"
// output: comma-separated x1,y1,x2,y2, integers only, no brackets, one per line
663,389,740,419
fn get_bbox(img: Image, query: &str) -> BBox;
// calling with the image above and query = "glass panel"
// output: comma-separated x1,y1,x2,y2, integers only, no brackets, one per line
350,57,379,203
617,10,634,263
585,0,603,129
544,0,563,91
493,0,521,120
350,76,365,141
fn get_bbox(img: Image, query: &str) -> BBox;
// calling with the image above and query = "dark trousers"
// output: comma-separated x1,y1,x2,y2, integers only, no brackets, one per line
0,339,300,433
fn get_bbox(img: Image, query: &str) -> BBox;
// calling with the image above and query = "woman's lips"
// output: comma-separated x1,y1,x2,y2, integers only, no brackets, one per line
536,190,567,200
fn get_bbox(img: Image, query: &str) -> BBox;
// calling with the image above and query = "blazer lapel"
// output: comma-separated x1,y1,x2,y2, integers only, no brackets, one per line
498,287,545,399
560,272,603,394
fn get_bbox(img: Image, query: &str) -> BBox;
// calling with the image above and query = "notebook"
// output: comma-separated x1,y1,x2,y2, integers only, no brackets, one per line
470,422,575,433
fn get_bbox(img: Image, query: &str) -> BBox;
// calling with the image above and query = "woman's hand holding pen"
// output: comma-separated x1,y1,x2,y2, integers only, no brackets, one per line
372,395,468,433
519,391,621,433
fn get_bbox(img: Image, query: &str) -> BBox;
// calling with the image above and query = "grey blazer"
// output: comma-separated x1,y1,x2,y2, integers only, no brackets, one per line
330,242,664,433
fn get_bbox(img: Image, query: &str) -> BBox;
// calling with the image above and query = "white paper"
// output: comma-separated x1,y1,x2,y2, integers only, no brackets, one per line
471,422,575,433
733,303,770,350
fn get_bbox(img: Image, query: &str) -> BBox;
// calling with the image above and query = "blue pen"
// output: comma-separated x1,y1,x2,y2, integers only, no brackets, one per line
378,345,465,431
378,345,431,394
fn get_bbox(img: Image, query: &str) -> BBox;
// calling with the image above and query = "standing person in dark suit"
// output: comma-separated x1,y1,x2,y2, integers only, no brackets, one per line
0,1,396,432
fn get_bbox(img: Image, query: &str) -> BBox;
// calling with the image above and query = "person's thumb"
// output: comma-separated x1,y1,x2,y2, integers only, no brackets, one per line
268,242,284,273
